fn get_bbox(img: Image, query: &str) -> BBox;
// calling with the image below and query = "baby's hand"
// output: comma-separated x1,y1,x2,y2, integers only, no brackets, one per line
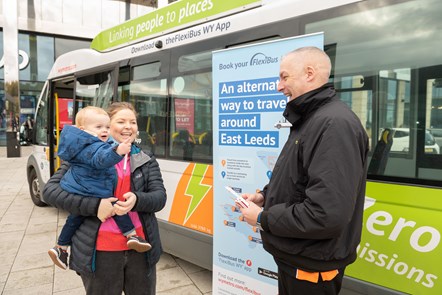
116,137,132,156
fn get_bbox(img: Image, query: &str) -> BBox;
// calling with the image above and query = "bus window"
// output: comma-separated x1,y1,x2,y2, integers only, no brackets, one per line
133,62,161,80
53,77,75,131
426,78,442,152
75,71,114,111
34,83,49,145
416,66,442,181
177,50,212,72
305,0,442,183
338,89,373,149
170,73,213,163
129,62,167,156
170,49,213,163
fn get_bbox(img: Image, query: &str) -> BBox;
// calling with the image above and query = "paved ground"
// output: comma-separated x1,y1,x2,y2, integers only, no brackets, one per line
0,146,212,294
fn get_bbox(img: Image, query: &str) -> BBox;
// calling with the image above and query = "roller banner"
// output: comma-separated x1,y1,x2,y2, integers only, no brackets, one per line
212,33,324,294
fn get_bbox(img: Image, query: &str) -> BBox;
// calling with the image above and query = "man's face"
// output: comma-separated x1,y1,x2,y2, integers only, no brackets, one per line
277,55,307,101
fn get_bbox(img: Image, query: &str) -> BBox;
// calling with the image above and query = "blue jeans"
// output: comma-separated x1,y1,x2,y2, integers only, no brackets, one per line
58,214,135,246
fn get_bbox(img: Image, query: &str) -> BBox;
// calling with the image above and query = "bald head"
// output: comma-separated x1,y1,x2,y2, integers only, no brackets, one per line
278,46,332,101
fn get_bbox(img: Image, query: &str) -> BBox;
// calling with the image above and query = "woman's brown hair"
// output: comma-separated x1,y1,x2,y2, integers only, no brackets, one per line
107,102,138,119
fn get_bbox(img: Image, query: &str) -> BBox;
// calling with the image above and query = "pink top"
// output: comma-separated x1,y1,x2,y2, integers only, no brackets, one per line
96,157,145,251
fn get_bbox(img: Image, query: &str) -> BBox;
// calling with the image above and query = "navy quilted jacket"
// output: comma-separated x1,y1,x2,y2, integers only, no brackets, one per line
58,125,122,197
43,146,167,274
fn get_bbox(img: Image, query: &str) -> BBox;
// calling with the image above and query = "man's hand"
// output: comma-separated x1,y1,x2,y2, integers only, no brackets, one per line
242,191,265,207
98,197,118,222
238,197,263,227
114,192,137,216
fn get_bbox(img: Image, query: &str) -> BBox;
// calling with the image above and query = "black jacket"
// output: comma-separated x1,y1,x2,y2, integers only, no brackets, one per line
43,146,167,275
259,84,369,272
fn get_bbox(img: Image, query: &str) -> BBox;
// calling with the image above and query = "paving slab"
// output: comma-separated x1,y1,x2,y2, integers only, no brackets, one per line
0,146,213,294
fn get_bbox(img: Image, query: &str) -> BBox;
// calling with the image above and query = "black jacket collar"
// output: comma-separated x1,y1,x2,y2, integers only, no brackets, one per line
283,83,336,126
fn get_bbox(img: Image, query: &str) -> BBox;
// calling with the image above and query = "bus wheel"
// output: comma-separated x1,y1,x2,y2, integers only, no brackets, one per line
29,169,46,207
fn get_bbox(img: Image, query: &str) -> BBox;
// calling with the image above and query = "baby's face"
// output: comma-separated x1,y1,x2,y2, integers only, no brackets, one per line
82,114,111,141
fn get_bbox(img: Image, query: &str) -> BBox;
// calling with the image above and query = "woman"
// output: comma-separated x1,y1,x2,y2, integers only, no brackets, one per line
43,102,166,294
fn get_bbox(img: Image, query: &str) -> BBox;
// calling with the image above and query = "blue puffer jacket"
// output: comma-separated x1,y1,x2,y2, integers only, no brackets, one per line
58,125,123,197
43,145,167,274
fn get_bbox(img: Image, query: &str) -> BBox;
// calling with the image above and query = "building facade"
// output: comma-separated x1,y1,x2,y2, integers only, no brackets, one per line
0,0,171,145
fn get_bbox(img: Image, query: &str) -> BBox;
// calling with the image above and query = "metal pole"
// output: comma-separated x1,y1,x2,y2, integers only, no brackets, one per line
2,0,21,157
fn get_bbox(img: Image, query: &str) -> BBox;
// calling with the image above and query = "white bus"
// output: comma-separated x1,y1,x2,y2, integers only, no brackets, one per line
26,0,442,294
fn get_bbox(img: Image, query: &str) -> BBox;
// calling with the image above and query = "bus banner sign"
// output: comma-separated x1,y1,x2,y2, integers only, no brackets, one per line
91,0,262,52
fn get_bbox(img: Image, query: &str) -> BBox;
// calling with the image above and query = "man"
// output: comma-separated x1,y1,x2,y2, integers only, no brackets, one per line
238,46,369,294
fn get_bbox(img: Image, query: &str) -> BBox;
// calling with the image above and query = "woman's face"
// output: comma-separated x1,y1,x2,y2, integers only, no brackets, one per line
109,108,138,143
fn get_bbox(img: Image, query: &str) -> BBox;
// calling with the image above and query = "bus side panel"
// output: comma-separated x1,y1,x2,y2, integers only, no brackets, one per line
32,145,51,185
156,159,213,235
156,159,214,270
346,182,441,295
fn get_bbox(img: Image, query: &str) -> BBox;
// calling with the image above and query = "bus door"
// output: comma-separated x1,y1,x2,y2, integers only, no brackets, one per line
47,76,75,176
48,68,118,175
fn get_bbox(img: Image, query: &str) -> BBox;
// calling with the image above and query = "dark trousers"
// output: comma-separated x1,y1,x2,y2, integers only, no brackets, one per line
278,267,345,295
58,214,135,246
80,251,156,295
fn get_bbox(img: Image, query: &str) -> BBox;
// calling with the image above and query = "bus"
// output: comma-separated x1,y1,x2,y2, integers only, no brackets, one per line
26,0,442,294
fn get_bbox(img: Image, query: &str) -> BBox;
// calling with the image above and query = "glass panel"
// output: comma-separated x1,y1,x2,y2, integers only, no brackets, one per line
426,78,442,154
19,81,44,126
34,84,49,145
332,75,364,90
132,62,161,80
178,50,212,72
75,71,114,111
129,79,168,156
377,70,412,154
170,72,212,162
0,88,5,145
18,33,52,82
340,90,373,150
306,0,442,77
1,33,54,82
0,31,4,79
306,0,442,181
55,37,90,58
54,78,75,130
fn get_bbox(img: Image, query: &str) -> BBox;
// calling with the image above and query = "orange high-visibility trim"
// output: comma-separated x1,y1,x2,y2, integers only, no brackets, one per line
296,269,319,283
296,269,339,283
320,269,339,281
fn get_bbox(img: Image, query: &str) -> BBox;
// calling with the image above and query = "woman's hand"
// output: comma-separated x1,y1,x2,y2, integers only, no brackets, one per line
114,192,137,216
98,197,118,222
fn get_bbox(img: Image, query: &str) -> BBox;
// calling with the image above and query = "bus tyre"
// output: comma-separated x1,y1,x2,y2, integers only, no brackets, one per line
29,169,46,207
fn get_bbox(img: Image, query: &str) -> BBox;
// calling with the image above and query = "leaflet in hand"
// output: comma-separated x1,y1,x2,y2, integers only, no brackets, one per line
225,186,249,208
